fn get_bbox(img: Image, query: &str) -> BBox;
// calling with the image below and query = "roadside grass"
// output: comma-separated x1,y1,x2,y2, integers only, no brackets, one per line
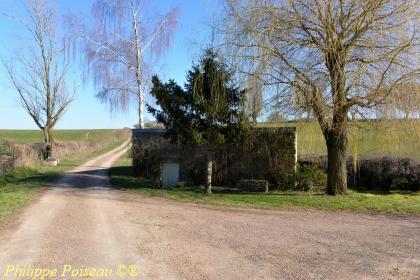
0,137,128,223
260,120,420,160
110,153,420,215
0,129,118,143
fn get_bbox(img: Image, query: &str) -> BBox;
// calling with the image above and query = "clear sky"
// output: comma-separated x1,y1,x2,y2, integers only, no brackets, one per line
0,0,219,129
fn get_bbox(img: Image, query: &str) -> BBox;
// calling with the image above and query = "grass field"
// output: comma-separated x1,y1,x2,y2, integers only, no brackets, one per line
0,129,118,143
3,121,417,159
261,119,420,160
110,153,420,215
0,134,128,224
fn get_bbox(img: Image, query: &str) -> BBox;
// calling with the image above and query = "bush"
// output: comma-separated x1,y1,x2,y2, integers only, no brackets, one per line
294,163,327,192
391,176,419,192
346,156,420,192
299,155,420,192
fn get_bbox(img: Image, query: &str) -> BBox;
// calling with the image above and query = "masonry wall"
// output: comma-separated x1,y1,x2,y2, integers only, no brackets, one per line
132,127,297,188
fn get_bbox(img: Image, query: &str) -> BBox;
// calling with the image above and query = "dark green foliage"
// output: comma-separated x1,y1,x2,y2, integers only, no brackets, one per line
300,155,420,192
391,177,419,192
353,157,420,193
148,49,249,146
132,137,162,179
295,163,327,192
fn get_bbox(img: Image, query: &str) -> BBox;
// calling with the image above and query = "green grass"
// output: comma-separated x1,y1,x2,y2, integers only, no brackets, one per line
0,136,128,224
260,119,420,160
110,153,420,215
0,129,118,143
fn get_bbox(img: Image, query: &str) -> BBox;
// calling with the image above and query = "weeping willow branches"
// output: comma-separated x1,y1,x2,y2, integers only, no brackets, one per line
66,0,178,128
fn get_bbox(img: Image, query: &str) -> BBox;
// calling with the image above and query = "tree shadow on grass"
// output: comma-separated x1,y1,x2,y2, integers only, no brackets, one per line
268,192,326,196
0,168,59,187
350,187,420,196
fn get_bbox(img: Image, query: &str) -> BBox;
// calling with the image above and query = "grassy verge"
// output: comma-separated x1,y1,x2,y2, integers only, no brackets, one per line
0,137,128,224
110,153,420,215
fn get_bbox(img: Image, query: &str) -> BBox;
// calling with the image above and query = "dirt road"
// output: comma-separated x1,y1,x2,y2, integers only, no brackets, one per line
0,141,419,280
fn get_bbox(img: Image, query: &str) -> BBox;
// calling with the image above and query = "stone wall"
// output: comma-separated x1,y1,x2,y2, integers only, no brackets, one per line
132,127,297,188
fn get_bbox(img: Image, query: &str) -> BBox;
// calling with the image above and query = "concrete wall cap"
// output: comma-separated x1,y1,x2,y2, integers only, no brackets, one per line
132,128,167,133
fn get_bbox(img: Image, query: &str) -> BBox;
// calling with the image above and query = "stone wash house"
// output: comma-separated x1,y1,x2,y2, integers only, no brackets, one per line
132,127,297,190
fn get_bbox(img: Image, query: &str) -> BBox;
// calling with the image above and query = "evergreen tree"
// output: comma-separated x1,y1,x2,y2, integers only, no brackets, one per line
148,49,248,146
148,49,249,194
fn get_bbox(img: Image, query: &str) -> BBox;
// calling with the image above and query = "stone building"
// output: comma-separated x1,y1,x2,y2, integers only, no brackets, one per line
132,127,297,190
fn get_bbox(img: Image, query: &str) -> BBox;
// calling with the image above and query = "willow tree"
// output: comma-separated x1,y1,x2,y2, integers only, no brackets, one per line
2,0,74,157
379,83,420,119
66,0,178,128
223,0,420,195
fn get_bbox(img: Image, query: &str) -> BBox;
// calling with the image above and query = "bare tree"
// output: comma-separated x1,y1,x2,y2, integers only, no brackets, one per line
66,0,178,129
222,0,420,195
2,0,74,157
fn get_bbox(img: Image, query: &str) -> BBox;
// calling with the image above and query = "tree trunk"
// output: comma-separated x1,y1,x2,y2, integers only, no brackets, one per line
47,128,54,157
323,46,348,195
130,1,144,130
47,129,54,144
206,160,213,194
138,94,144,129
42,128,53,159
43,128,49,144
252,114,257,124
325,131,348,195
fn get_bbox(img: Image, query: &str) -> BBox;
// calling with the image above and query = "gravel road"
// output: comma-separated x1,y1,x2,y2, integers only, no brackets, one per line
0,141,419,280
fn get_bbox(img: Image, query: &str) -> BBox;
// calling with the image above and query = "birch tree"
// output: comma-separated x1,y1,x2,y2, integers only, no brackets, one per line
2,0,74,157
222,0,420,195
67,0,178,129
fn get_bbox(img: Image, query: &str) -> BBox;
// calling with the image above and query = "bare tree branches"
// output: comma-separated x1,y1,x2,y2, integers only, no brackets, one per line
222,0,420,194
223,0,419,122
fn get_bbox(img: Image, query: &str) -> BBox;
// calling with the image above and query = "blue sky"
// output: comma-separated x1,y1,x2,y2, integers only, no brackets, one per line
0,0,219,129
